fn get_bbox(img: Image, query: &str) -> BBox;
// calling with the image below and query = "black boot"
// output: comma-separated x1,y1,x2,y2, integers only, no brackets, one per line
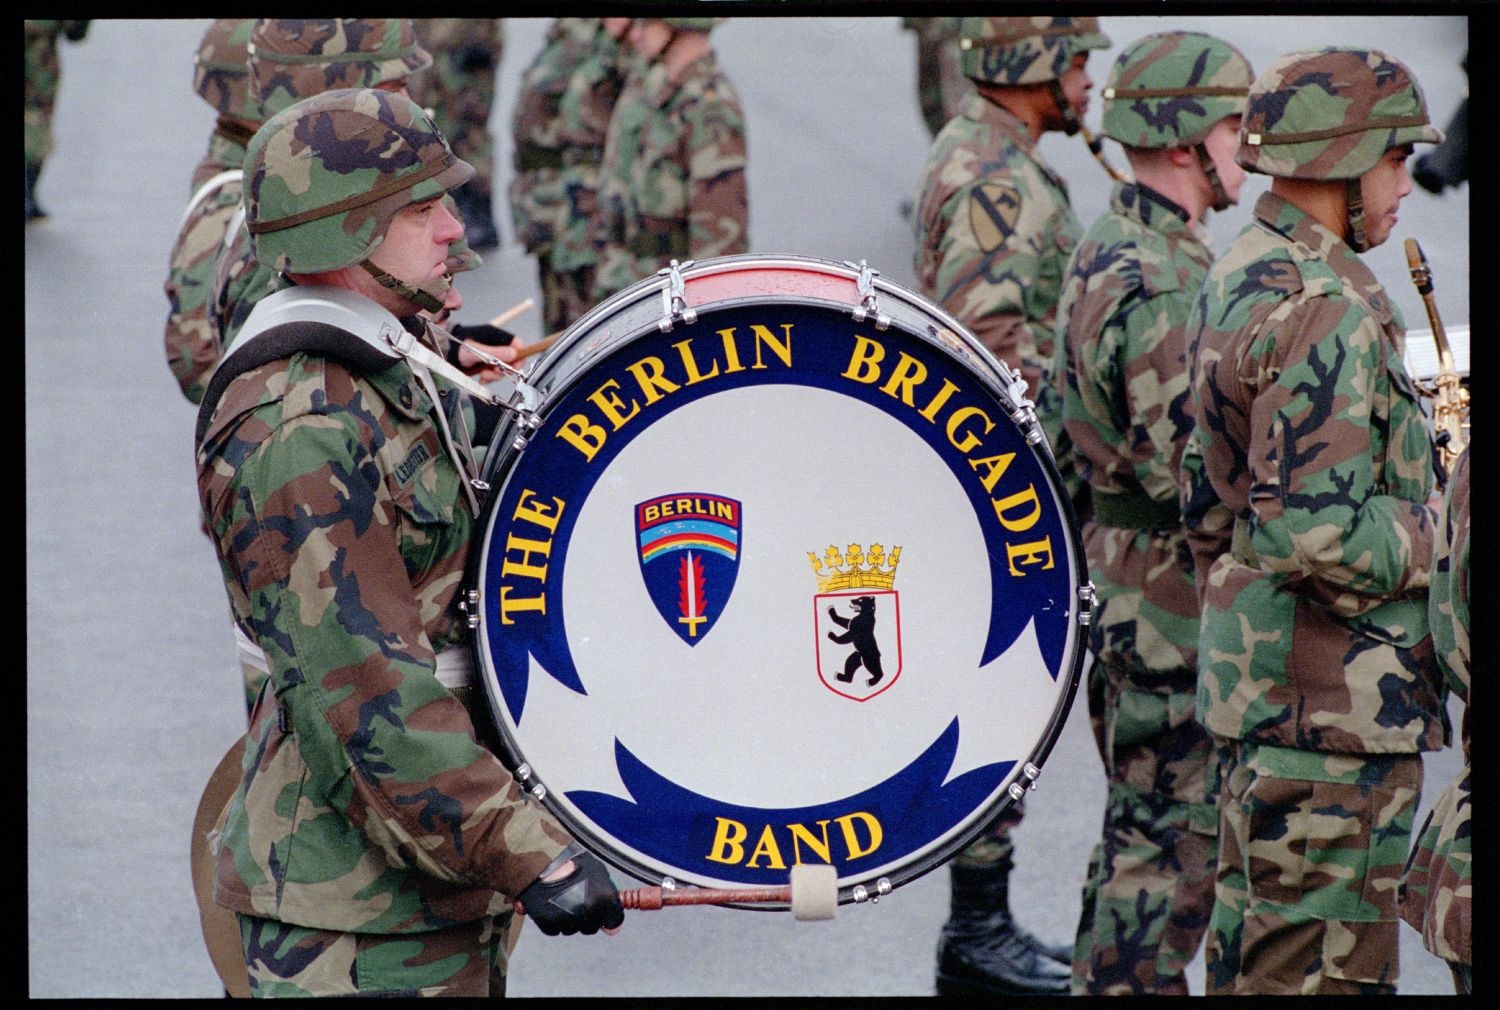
935,859,1071,997
25,162,45,221
451,182,499,251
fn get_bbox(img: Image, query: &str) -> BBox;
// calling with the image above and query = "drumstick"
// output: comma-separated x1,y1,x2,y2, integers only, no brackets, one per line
619,864,838,920
489,298,535,329
512,330,563,361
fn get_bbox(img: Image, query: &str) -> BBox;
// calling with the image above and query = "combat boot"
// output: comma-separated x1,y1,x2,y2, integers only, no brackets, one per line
451,183,499,251
935,858,1071,997
25,162,45,221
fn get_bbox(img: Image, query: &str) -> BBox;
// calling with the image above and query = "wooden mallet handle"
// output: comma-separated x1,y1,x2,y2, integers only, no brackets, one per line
621,885,791,910
512,331,562,361
489,297,535,329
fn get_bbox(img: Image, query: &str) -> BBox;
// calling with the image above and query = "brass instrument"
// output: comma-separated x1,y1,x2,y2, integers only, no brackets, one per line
1402,237,1470,484
1079,122,1129,184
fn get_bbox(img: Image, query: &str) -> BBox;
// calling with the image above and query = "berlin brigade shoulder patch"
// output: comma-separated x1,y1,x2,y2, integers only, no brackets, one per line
969,181,1023,254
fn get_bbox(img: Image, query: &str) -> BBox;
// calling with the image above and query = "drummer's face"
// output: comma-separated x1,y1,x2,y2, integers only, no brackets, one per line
370,197,465,308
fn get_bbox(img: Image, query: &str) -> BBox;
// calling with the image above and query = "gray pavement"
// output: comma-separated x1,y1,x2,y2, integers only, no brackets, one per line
27,16,1467,998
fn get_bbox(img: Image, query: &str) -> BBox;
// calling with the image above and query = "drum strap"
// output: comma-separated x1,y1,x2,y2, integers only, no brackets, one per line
234,624,474,690
175,168,242,237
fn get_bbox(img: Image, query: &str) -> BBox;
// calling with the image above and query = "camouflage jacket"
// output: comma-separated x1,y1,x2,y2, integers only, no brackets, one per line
189,124,254,191
1180,190,1445,753
592,50,749,301
1056,182,1212,681
164,147,247,405
210,218,289,352
198,289,571,933
507,18,626,270
1400,447,1470,963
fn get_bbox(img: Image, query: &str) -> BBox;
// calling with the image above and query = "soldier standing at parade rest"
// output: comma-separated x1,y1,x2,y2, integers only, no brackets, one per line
901,17,973,141
408,18,505,250
195,88,624,996
911,16,1110,998
1054,31,1253,995
591,17,748,304
24,19,89,220
1178,48,1448,995
509,18,631,335
163,20,259,405
1399,445,1470,993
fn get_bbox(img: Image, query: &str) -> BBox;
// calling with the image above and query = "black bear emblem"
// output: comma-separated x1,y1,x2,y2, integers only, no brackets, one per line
826,596,886,687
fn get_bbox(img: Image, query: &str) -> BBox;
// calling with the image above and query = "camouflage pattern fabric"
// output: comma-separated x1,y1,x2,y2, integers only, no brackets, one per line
408,19,504,198
902,17,973,139
508,19,629,333
198,335,573,936
1399,447,1470,972
592,50,749,302
1180,189,1446,755
1055,182,1217,993
911,92,1085,508
210,224,286,353
164,167,245,404
24,20,88,170
958,17,1109,87
238,910,512,997
248,19,431,122
1100,32,1251,150
189,19,259,191
1207,739,1423,994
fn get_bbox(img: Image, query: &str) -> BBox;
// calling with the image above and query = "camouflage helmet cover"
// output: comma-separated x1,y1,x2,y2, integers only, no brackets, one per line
194,19,258,122
244,88,474,275
959,17,1111,86
1102,32,1252,149
658,17,724,31
1238,47,1442,179
249,18,432,121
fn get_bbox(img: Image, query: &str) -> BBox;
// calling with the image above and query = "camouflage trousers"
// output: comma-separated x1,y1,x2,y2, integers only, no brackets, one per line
238,911,515,997
1070,658,1217,994
1205,738,1423,995
953,799,1024,867
537,260,598,337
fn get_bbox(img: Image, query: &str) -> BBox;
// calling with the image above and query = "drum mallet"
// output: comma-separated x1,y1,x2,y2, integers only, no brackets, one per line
619,863,839,921
488,297,535,329
513,330,563,362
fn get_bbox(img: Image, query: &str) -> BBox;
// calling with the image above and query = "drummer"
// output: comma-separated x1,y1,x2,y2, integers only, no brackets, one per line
195,88,624,997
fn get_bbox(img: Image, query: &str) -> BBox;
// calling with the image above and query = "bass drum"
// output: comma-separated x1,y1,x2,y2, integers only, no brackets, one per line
469,255,1089,907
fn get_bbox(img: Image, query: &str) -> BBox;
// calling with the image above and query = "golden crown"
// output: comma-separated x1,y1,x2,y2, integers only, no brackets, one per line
807,543,902,593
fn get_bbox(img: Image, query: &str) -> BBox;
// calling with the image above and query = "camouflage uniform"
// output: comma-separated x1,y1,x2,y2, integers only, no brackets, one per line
508,19,628,334
163,20,258,405
24,19,89,220
1399,447,1470,993
408,19,505,249
592,20,748,303
901,17,973,140
197,89,619,996
913,17,1110,999
1058,33,1253,995
1179,49,1447,995
209,19,432,353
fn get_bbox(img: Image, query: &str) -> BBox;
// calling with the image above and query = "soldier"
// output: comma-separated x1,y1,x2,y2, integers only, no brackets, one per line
508,18,631,335
1179,49,1448,995
591,17,748,303
911,16,1110,998
1399,445,1469,994
901,16,974,140
24,19,89,221
195,88,625,996
409,19,505,250
163,19,259,405
209,18,432,354
1054,31,1253,995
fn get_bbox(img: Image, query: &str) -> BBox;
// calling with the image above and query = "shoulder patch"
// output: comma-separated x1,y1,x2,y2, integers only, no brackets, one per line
969,182,1022,254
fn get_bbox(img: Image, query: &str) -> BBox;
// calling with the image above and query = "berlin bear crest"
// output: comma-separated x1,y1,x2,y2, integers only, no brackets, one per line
827,596,885,687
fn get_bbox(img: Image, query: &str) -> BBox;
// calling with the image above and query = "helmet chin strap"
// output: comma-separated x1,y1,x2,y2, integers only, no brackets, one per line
1345,177,1370,252
360,259,449,315
1194,143,1234,212
1050,80,1082,136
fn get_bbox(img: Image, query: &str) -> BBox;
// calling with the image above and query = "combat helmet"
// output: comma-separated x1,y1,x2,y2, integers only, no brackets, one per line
248,18,432,121
1102,32,1253,209
244,87,473,312
193,19,258,124
959,17,1110,134
659,18,724,31
1238,48,1441,249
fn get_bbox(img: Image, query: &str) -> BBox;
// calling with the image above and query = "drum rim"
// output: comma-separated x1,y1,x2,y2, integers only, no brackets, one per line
467,258,1091,900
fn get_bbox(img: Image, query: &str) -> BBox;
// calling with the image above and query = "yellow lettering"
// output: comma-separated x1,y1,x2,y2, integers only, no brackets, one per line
676,498,694,516
718,328,746,373
643,504,660,523
587,378,640,430
1006,536,1056,575
993,485,1042,532
947,406,994,453
706,817,748,865
500,534,552,581
746,826,788,869
918,377,960,422
512,490,565,534
715,501,734,521
498,586,546,625
750,324,794,369
834,811,883,860
788,821,833,864
674,338,720,385
969,452,1018,494
556,414,606,461
625,356,681,405
880,352,928,406
843,335,885,383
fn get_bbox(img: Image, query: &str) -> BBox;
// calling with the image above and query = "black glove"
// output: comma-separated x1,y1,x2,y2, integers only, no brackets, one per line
516,846,624,936
445,323,516,368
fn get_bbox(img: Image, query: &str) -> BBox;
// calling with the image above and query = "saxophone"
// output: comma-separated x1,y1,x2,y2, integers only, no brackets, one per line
1403,238,1470,485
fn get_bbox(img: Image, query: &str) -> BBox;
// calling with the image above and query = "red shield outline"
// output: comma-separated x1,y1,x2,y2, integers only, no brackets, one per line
813,589,902,702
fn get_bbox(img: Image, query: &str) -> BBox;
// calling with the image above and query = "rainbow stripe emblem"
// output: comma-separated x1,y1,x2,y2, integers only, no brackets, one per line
636,493,743,646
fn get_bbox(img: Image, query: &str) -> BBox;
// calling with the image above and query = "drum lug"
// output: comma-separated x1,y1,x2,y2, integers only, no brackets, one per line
657,259,698,333
1077,582,1097,626
461,588,481,630
850,877,892,904
483,370,544,450
845,260,891,331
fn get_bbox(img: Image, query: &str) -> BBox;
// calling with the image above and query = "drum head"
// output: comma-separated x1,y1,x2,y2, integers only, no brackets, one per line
472,257,1086,901
191,736,250,997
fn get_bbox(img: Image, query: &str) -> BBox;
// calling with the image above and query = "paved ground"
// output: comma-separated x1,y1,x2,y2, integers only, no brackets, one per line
27,16,1467,998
